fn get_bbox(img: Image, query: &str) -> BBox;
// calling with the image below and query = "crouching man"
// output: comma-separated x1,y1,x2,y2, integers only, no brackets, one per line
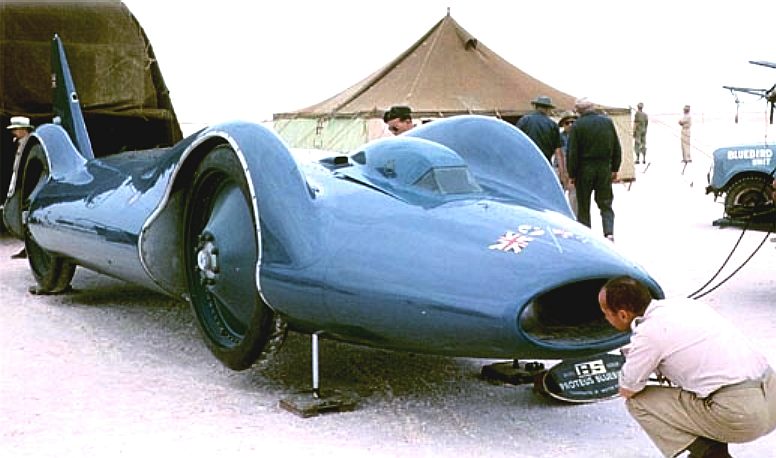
598,277,776,457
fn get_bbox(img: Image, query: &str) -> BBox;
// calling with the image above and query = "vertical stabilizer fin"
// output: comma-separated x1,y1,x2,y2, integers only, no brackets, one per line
51,34,94,160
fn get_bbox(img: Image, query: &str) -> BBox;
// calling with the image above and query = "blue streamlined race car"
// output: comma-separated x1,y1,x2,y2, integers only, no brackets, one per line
4,36,662,371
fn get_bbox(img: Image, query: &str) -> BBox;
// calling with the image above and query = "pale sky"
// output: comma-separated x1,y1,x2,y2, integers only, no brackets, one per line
123,0,775,128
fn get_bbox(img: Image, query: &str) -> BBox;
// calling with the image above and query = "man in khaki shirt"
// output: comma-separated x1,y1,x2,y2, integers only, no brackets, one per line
598,277,776,458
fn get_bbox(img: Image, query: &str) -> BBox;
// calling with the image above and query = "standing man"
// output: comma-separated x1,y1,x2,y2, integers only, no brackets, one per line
633,102,648,164
516,95,566,188
567,98,621,241
558,111,578,215
6,116,34,259
678,104,692,163
598,276,776,458
383,106,414,135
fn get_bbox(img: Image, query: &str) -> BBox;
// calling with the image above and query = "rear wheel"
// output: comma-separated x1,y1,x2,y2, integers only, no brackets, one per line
724,176,774,219
22,145,75,294
184,146,276,370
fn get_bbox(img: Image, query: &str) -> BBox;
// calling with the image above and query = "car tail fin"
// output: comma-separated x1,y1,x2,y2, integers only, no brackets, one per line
51,34,94,160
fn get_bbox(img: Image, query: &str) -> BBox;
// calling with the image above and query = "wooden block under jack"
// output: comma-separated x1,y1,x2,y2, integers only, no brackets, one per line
279,390,358,418
480,360,546,385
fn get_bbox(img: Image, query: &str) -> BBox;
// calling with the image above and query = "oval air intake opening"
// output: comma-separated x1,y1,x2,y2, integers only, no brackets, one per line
519,278,624,348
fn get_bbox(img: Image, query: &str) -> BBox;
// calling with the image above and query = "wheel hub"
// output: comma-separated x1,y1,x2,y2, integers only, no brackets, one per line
196,231,219,285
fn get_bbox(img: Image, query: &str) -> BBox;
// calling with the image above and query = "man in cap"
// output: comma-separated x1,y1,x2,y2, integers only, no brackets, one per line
633,102,648,164
6,116,35,258
383,106,414,135
515,95,567,188
567,98,622,241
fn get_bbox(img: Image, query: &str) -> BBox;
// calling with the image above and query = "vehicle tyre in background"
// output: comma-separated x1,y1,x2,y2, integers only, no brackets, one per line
724,175,774,219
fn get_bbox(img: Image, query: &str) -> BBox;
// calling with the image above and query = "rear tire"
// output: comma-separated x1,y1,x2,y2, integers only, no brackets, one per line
184,145,275,370
724,176,774,219
22,145,75,294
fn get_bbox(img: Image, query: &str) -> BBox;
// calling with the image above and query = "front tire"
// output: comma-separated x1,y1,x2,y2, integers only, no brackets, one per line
724,176,774,219
22,145,75,294
184,145,275,370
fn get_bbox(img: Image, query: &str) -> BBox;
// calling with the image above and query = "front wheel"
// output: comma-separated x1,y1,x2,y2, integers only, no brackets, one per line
724,176,774,219
184,145,277,370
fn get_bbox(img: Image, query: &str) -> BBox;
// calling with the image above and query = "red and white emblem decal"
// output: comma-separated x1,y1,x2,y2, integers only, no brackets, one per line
489,224,587,254
489,231,533,254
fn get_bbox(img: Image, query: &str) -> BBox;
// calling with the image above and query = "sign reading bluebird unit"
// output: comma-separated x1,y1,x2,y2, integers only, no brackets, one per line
541,352,625,403
706,144,775,223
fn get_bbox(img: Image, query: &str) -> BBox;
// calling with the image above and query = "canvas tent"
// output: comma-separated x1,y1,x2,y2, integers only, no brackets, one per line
273,12,634,181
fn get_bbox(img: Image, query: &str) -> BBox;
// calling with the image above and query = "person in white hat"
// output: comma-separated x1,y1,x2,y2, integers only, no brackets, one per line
6,116,35,259
7,115,33,138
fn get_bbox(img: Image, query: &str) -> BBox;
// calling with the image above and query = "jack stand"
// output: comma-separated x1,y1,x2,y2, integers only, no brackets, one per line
279,333,357,418
480,359,546,385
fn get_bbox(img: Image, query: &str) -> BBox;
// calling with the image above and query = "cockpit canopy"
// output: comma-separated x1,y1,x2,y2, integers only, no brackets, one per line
340,137,482,204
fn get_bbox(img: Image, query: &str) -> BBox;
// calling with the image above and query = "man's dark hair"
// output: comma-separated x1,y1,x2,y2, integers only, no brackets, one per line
602,276,652,315
383,105,412,123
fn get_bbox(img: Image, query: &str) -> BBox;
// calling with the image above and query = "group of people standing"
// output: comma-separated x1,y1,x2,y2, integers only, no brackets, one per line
634,102,694,166
516,95,621,241
515,97,698,242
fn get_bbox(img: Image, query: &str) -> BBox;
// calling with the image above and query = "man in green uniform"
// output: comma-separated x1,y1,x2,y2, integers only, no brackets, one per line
633,103,648,164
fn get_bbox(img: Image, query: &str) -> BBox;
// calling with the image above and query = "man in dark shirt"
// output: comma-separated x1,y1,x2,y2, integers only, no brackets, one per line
567,98,622,241
516,96,567,188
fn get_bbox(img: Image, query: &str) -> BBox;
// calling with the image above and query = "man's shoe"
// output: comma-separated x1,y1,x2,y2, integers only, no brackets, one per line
705,442,731,458
10,248,27,259
605,234,614,242
686,437,731,458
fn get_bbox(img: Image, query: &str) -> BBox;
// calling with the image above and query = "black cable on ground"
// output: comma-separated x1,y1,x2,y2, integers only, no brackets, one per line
687,167,776,299
690,229,772,299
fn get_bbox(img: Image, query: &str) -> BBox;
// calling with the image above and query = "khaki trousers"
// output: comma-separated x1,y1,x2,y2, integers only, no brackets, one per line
681,131,691,162
626,370,776,457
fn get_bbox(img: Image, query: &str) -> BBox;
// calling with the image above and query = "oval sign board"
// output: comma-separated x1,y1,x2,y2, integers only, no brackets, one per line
542,352,625,403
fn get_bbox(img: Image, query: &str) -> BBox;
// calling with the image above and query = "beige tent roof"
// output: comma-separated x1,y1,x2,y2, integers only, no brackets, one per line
275,12,626,120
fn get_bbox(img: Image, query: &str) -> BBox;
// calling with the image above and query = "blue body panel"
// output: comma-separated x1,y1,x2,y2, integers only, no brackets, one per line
28,130,195,292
